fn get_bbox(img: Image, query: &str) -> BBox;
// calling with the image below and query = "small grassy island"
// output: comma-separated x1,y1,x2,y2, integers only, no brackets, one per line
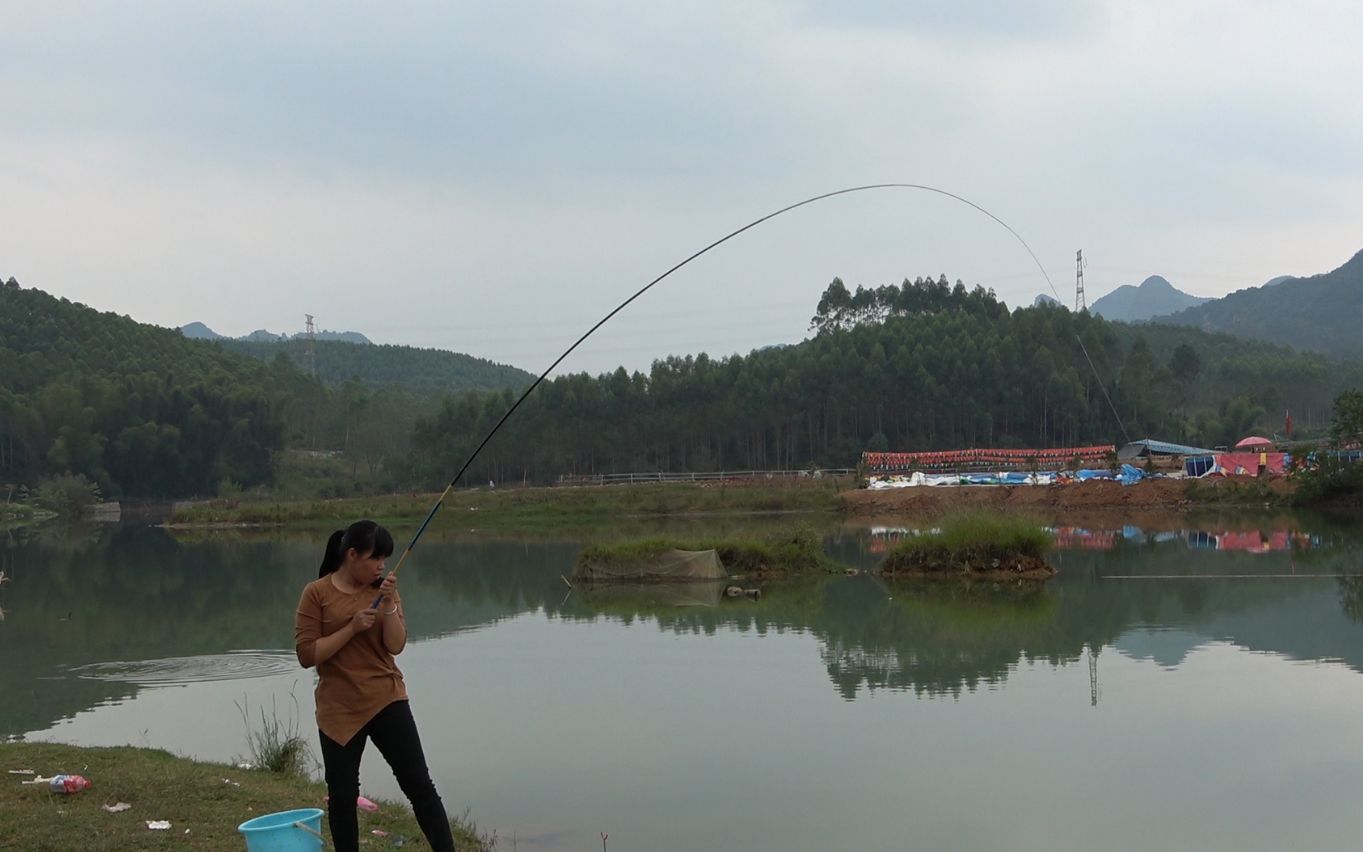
574,526,839,580
879,512,1055,580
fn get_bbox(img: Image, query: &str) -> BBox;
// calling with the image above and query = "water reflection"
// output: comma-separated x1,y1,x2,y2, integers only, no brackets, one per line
867,522,1345,554
576,581,725,609
5,517,1363,739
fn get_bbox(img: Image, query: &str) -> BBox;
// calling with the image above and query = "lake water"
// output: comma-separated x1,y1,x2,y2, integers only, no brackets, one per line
6,515,1363,851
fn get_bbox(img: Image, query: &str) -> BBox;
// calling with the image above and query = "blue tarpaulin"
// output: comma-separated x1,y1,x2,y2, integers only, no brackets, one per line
1185,455,1216,477
1075,466,1145,484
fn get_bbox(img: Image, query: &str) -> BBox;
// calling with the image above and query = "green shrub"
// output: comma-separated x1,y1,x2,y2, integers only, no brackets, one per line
32,473,102,516
1292,457,1363,506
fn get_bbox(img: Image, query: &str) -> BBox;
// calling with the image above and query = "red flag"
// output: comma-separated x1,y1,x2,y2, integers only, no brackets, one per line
1285,409,1293,439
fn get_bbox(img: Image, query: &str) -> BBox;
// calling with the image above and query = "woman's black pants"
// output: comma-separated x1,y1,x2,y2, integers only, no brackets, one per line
319,699,456,852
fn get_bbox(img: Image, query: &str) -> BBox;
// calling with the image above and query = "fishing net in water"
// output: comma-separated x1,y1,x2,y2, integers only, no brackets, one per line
571,548,727,583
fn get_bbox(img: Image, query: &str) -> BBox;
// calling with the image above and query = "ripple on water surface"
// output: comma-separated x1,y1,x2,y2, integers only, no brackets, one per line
69,651,299,686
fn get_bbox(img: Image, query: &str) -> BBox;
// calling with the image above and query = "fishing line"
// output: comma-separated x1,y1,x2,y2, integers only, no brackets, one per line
373,182,1130,607
1102,574,1343,580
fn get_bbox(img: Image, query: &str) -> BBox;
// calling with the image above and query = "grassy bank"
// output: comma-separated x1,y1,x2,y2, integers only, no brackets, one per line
880,511,1054,578
168,479,848,531
1,504,57,525
0,742,491,851
576,525,842,577
1184,476,1290,506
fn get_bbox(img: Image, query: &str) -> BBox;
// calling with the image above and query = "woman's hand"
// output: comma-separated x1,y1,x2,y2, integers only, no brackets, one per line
350,608,377,632
379,571,408,654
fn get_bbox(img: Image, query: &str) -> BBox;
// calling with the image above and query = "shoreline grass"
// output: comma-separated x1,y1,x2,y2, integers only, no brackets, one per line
0,741,492,851
236,695,311,778
166,480,848,530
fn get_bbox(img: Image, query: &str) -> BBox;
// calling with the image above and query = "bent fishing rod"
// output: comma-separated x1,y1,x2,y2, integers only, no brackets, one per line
372,182,1128,608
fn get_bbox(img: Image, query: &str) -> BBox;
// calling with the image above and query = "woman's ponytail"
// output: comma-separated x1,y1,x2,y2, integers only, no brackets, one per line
318,529,347,577
317,520,394,578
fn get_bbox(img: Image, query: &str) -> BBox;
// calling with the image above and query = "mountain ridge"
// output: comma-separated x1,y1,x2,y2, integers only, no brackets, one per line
1152,248,1363,356
178,320,533,391
181,321,372,345
1090,275,1211,322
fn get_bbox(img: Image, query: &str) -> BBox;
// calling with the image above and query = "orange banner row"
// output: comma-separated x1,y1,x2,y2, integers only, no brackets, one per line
864,445,1115,470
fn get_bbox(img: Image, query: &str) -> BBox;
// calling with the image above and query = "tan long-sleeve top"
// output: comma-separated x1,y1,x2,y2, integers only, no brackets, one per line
295,576,408,746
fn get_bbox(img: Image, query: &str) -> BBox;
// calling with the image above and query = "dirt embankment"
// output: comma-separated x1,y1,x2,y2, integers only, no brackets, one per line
841,477,1294,522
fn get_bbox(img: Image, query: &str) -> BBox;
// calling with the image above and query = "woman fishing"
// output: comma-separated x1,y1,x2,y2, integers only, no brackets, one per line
280,183,1078,852
295,519,456,852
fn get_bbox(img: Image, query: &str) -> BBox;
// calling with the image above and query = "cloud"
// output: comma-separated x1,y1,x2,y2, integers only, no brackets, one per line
1,1,1361,373
790,0,1103,40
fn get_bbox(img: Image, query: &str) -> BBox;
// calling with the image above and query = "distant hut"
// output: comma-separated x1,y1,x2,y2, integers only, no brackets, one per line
1117,439,1216,473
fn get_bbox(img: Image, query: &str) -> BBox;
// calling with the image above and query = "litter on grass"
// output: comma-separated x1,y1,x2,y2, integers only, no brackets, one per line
146,820,172,830
102,802,132,813
48,774,91,794
16,771,94,790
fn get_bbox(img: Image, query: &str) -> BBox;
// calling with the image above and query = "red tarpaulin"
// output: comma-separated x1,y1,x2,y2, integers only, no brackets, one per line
1215,452,1286,476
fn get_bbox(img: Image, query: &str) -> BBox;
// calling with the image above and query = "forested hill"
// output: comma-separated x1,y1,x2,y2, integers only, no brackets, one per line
1153,248,1363,356
404,276,1363,487
216,338,534,394
0,278,299,497
8,272,1363,497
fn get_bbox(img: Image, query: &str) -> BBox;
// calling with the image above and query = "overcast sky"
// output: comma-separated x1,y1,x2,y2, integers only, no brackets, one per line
3,1,1361,375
